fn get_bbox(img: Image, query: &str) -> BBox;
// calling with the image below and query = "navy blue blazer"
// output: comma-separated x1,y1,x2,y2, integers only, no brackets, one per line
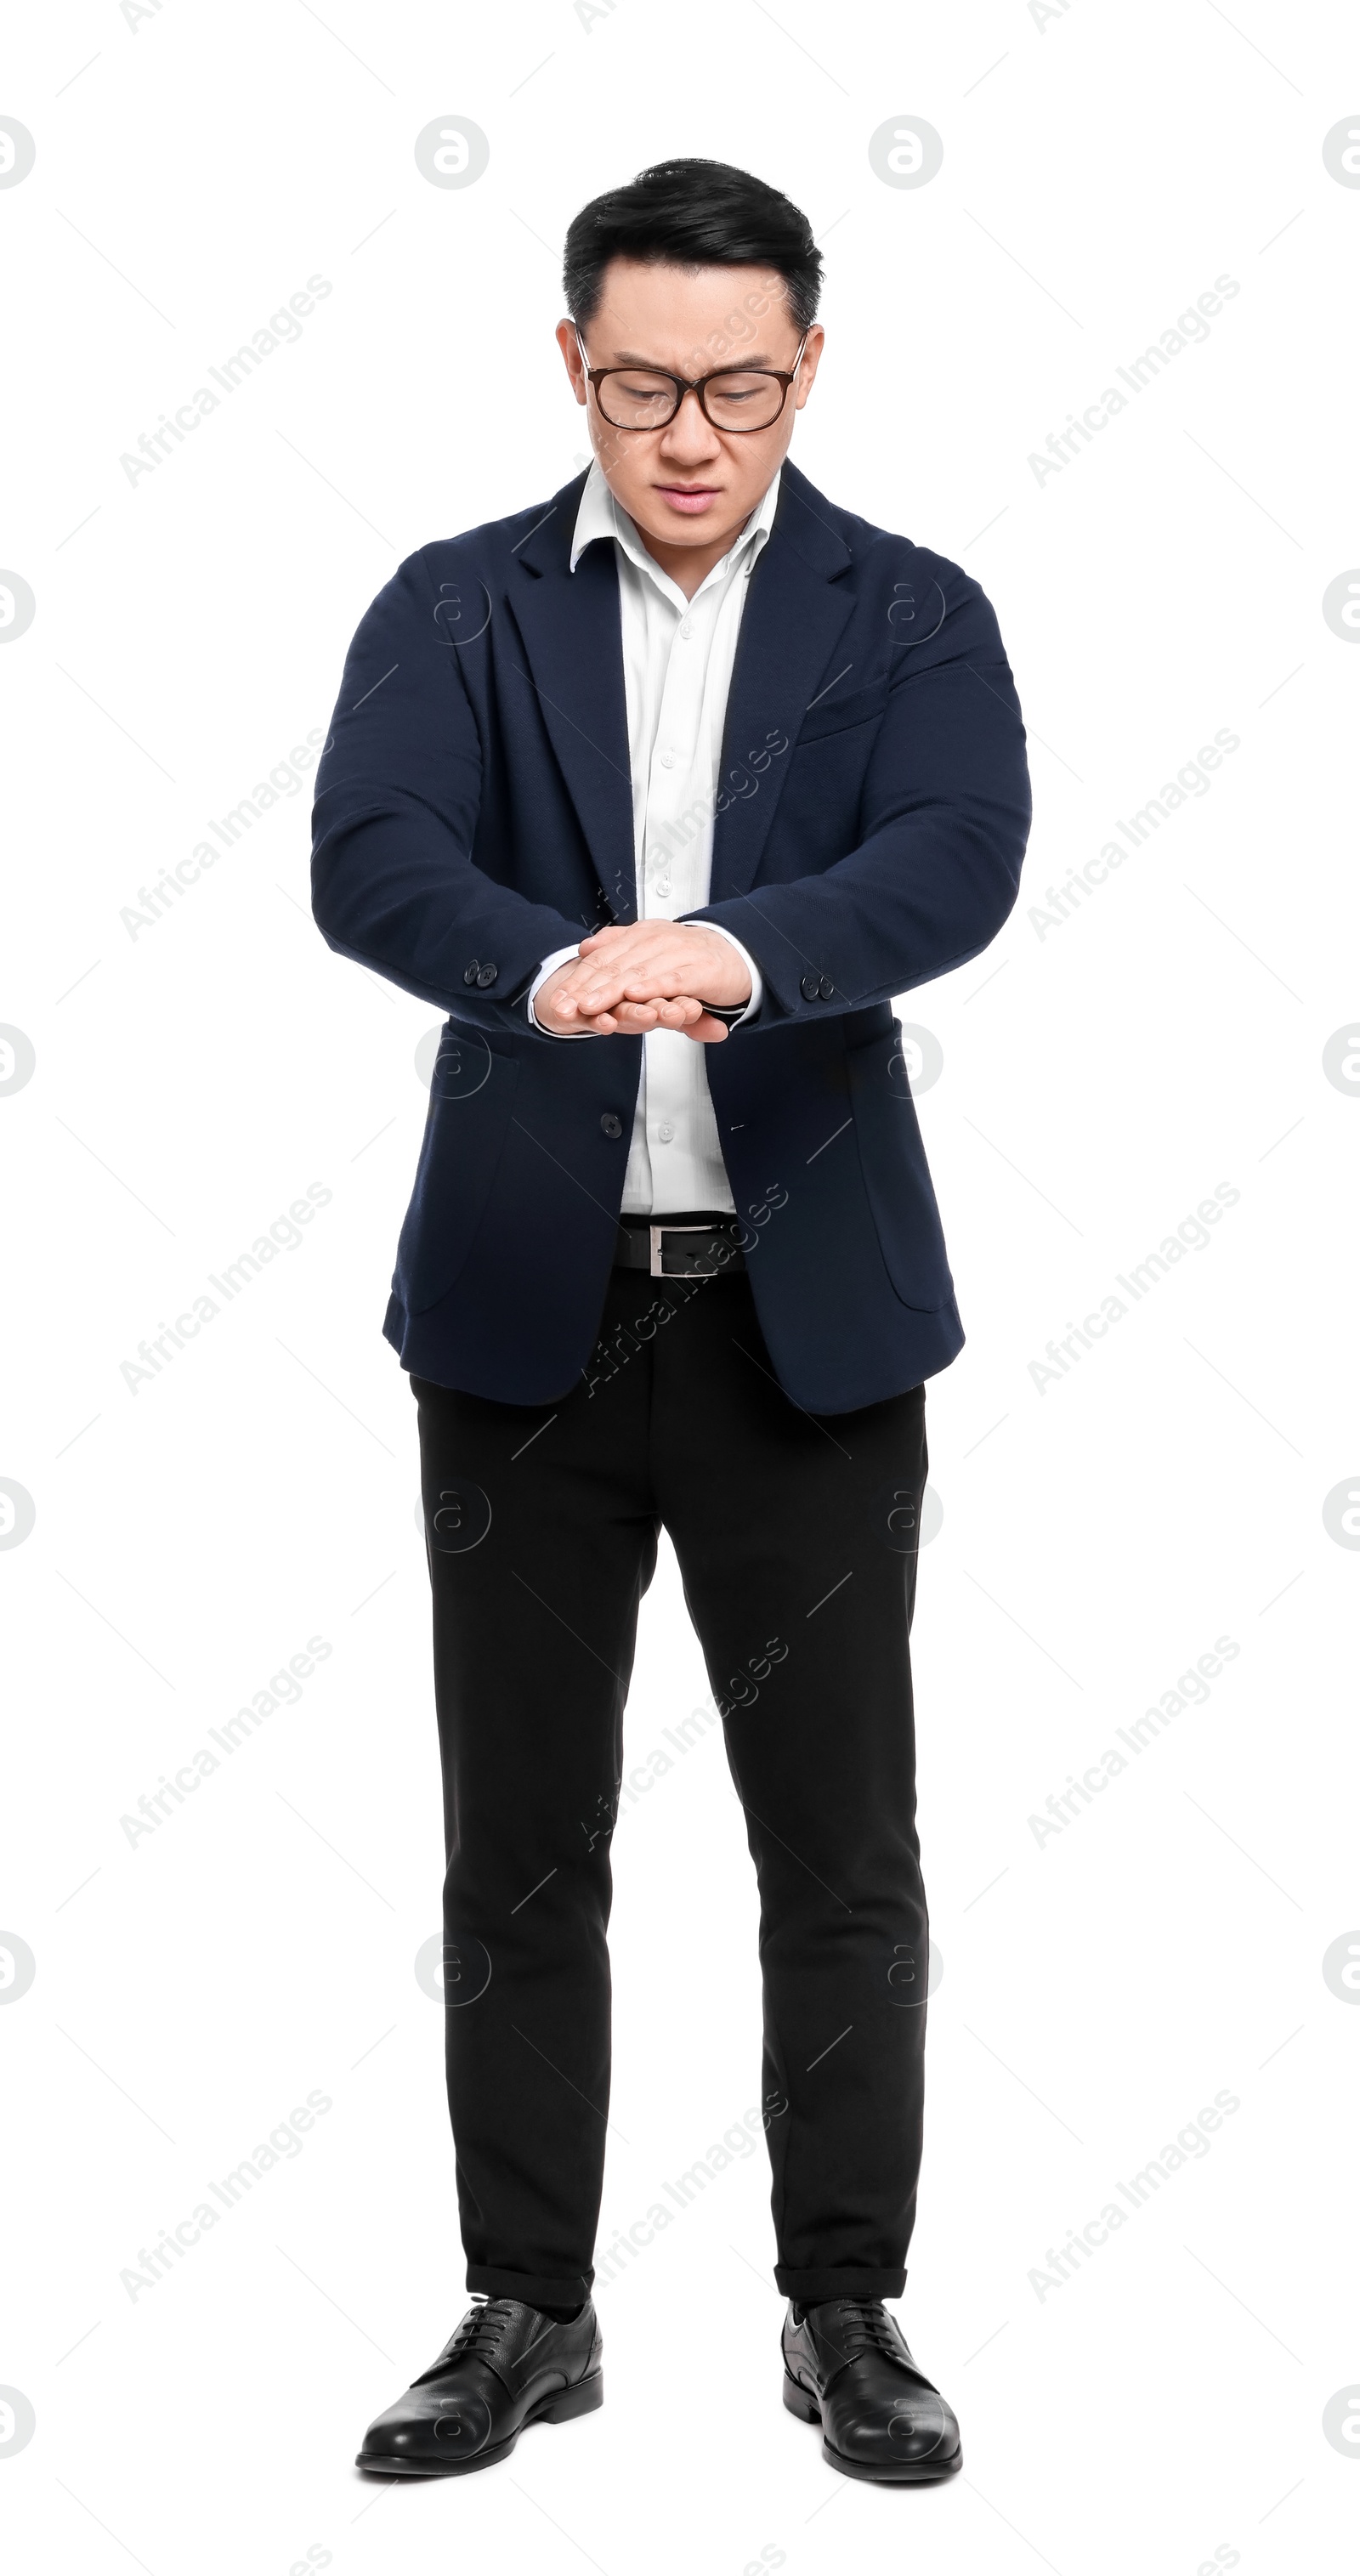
311,459,1031,1413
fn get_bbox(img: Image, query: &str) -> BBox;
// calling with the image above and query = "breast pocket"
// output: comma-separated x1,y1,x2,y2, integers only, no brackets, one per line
394,1037,521,1312
796,675,889,745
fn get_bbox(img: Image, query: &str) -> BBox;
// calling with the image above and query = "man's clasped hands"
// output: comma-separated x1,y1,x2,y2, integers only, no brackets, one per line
532,919,751,1042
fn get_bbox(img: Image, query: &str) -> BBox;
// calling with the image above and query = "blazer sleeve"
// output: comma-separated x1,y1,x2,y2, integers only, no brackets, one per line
688,567,1032,1027
310,550,590,1030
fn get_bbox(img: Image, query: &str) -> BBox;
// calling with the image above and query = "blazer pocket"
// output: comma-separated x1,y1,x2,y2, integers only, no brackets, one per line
796,675,889,744
845,1021,954,1312
394,1042,521,1313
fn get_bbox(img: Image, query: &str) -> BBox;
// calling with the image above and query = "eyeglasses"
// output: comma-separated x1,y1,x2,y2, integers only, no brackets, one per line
576,330,808,434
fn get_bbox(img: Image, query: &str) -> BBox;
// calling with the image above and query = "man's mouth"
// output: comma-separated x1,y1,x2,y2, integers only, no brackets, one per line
654,484,722,515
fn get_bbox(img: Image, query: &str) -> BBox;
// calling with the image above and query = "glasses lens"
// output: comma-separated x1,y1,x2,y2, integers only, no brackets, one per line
594,371,679,429
704,373,786,431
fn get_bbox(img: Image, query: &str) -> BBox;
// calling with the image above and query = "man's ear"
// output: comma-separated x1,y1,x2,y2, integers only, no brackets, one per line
794,325,825,409
556,319,587,403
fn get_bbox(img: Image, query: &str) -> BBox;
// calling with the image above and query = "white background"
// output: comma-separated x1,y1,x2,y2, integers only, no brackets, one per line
3,3,1357,2571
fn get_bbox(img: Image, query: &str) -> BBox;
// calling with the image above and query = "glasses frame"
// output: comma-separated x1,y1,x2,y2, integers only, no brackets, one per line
575,330,809,434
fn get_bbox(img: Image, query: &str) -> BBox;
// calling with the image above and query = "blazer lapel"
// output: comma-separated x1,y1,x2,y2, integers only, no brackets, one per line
507,479,638,926
710,463,856,904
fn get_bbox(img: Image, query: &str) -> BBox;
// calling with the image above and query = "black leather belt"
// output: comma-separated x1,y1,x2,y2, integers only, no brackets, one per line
614,1214,746,1277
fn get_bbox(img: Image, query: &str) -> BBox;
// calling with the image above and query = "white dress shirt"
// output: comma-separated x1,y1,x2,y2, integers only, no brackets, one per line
526,459,778,1215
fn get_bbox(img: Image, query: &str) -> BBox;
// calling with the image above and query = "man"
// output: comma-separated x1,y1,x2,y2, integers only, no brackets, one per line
312,158,1030,2486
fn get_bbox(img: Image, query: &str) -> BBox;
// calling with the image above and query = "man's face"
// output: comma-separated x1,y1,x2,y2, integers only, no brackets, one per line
556,258,822,559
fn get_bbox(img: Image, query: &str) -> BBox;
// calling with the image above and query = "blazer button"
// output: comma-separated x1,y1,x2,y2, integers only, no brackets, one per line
600,1112,622,1137
463,961,479,986
800,973,821,1001
819,974,835,999
476,962,498,988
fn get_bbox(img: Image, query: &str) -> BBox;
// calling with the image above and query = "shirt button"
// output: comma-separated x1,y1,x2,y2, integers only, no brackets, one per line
654,877,672,897
680,621,693,641
660,751,675,768
600,1113,622,1138
656,1123,675,1143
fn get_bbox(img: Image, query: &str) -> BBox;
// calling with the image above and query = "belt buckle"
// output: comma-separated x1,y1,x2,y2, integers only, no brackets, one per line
649,1222,717,1278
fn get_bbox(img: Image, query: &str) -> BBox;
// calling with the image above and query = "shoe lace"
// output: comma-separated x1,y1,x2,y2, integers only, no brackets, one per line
414,2296,518,2381
824,2298,902,2367
452,2296,518,2359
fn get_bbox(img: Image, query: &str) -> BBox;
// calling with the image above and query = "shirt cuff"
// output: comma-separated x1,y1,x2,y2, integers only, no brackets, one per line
700,922,763,1022
526,943,591,1035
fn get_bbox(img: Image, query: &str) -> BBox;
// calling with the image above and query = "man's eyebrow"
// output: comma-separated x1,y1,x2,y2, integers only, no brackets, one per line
606,348,779,369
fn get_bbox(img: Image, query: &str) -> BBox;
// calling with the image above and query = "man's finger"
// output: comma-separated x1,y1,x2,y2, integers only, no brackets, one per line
570,964,696,1010
563,977,668,1014
538,984,728,1041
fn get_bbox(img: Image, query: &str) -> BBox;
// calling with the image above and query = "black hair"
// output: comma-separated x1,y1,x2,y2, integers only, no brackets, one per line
563,158,822,337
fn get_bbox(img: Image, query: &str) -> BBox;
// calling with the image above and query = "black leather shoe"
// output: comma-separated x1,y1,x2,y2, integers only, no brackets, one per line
781,2296,961,2483
356,2296,603,2477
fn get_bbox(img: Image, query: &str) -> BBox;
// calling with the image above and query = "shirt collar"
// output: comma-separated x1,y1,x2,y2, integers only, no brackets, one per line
569,457,781,595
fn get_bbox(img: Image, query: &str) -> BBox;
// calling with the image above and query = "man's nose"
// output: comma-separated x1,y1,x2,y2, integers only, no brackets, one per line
660,388,721,457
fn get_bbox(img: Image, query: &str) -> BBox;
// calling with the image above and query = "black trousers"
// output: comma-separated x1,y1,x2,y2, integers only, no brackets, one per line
411,1265,930,2310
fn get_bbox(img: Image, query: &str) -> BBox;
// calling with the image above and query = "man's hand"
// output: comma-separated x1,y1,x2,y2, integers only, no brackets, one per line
532,921,751,1039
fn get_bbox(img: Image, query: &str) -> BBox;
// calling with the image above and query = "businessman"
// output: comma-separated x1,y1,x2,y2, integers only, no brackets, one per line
312,158,1031,2485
